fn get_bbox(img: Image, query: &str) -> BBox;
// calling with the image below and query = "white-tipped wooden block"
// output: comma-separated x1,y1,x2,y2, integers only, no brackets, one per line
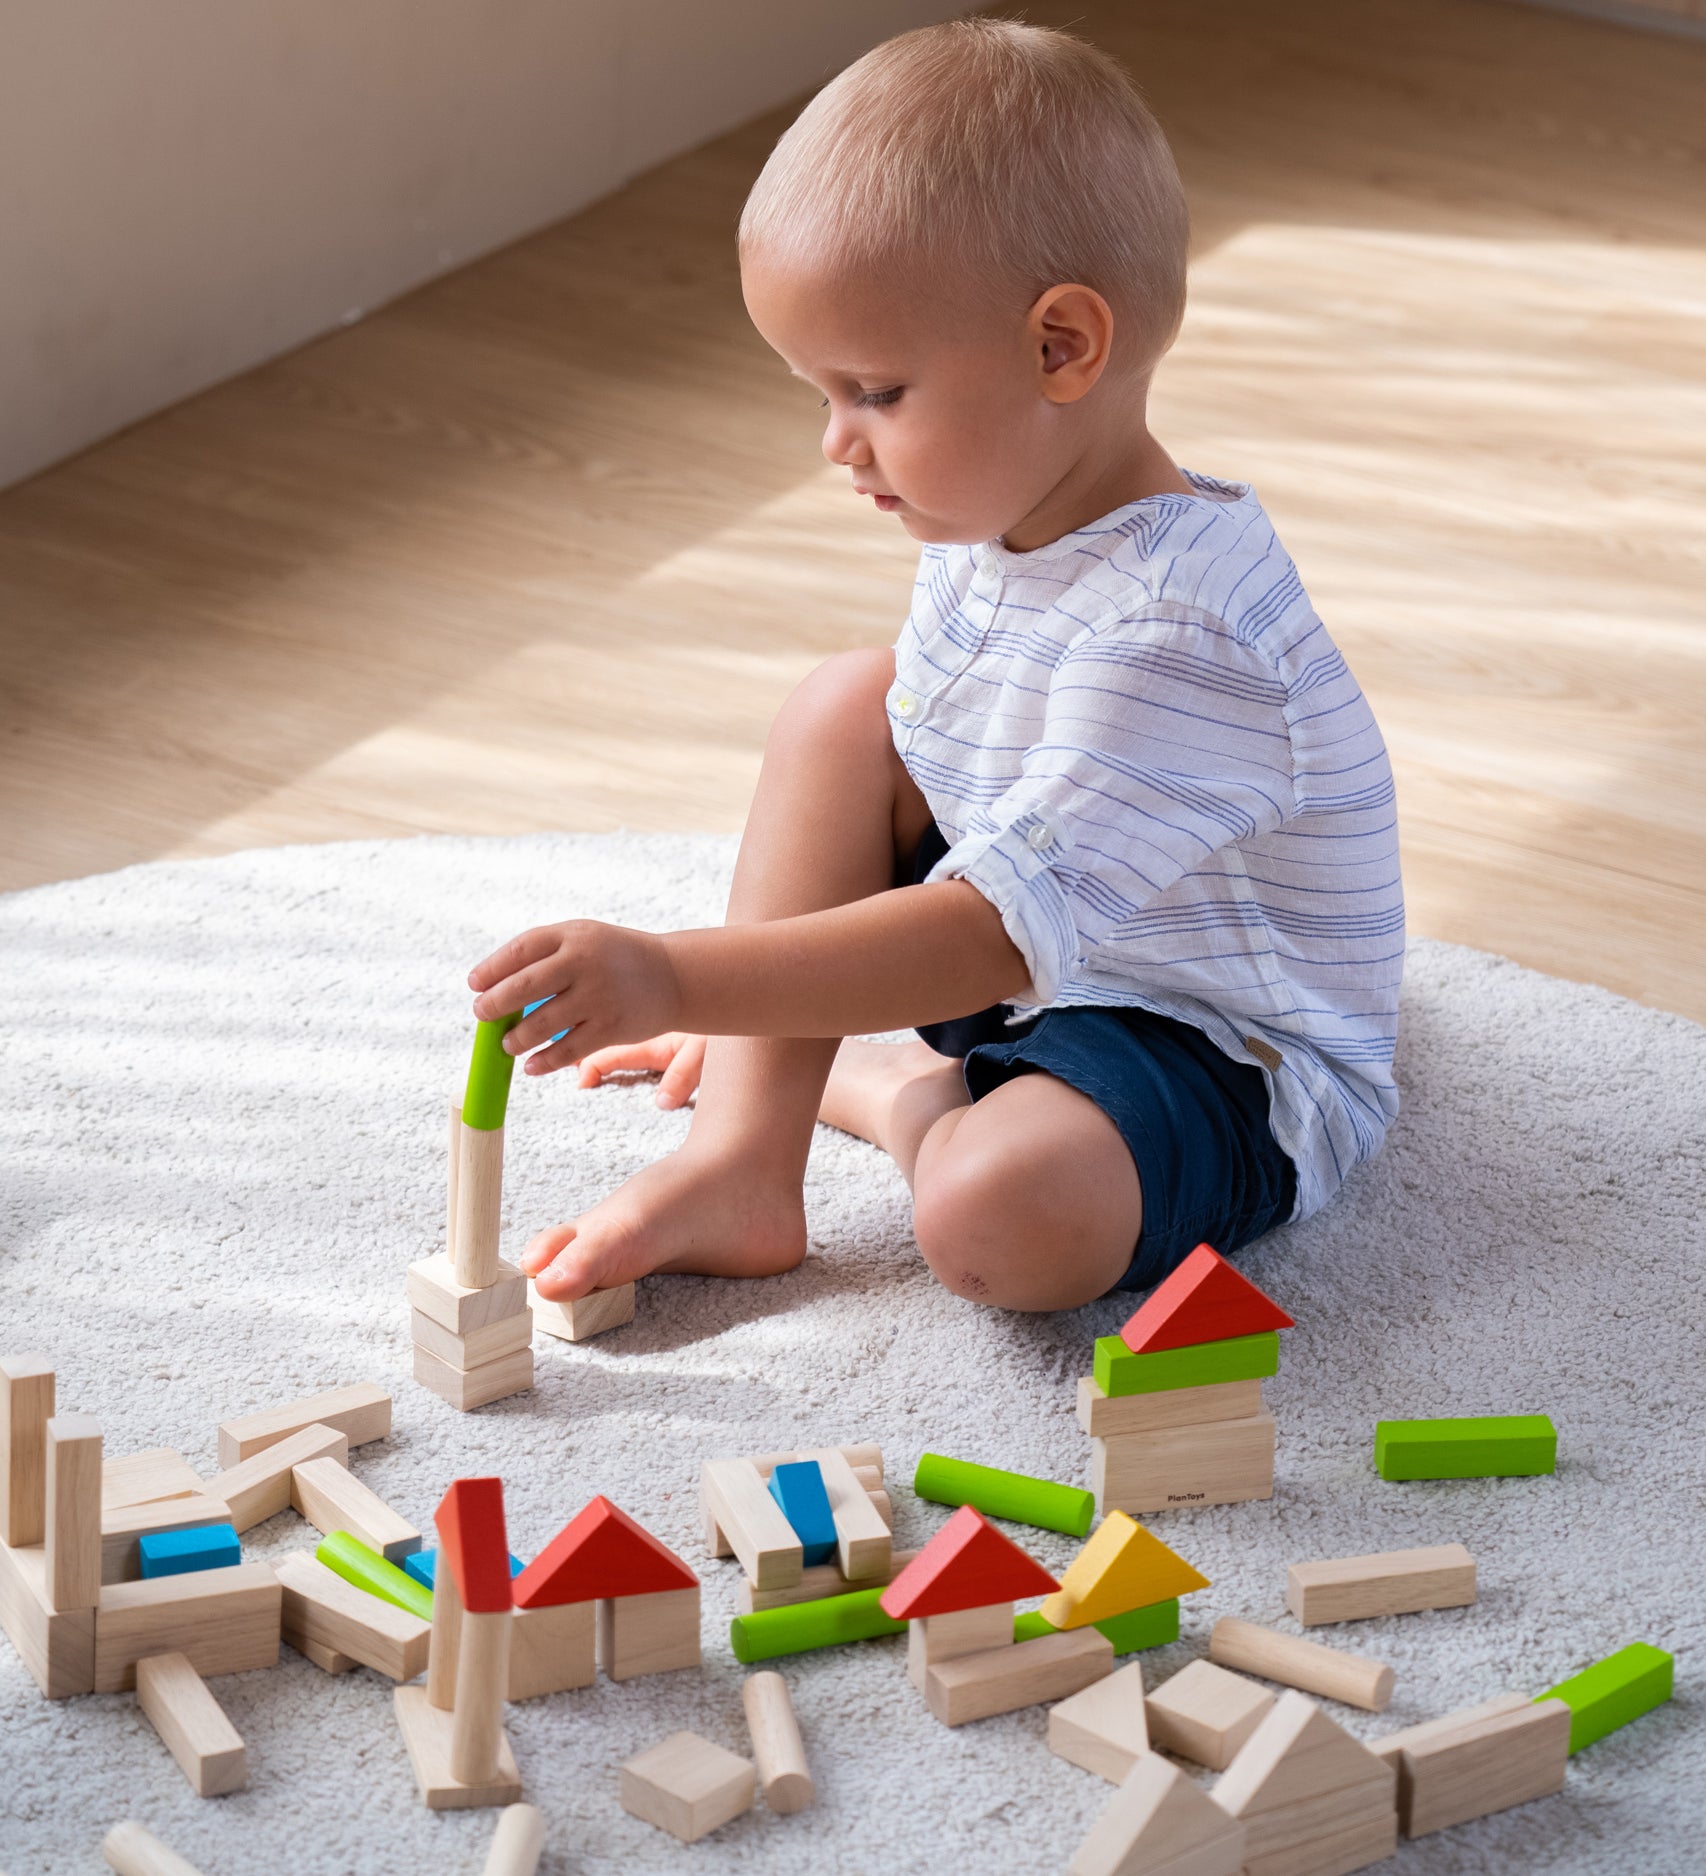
411,1307,533,1372
101,1494,234,1585
620,1730,756,1842
1048,1659,1150,1783
95,1561,281,1692
1146,1659,1277,1770
46,1412,102,1612
452,1607,511,1786
453,1120,506,1289
529,1280,636,1342
136,1650,247,1796
395,1681,522,1810
204,1422,349,1534
925,1628,1114,1727
482,1803,547,1876
216,1383,391,1468
103,1821,208,1876
507,1598,595,1699
413,1342,534,1412
1092,1413,1276,1517
275,1550,429,1681
289,1454,420,1561
0,1529,96,1696
1286,1544,1477,1627
1069,1750,1247,1876
102,1449,205,1513
906,1603,1012,1691
1210,1616,1396,1712
798,1446,891,1582
598,1585,701,1681
0,1355,55,1548
408,1253,529,1335
1401,1697,1570,1838
1076,1373,1266,1439
701,1458,803,1590
742,1670,814,1813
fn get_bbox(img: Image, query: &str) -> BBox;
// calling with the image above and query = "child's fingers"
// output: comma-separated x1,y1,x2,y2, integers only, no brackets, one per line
576,1036,686,1088
655,1035,707,1109
467,925,561,996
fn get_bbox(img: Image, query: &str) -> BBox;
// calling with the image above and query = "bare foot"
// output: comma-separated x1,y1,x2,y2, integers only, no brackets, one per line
522,1144,807,1300
819,1038,969,1170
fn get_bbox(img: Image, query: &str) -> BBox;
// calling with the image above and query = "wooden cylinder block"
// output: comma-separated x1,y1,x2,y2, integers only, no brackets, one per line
482,1802,547,1876
451,1607,511,1784
742,1670,815,1814
427,1554,463,1710
446,1099,463,1263
452,1121,505,1289
103,1822,207,1876
1210,1616,1395,1712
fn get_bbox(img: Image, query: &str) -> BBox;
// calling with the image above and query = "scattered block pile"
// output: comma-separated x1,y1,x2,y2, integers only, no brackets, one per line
702,1443,893,1603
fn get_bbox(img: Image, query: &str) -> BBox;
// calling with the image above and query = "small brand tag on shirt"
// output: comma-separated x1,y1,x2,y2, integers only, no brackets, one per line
1245,1035,1284,1072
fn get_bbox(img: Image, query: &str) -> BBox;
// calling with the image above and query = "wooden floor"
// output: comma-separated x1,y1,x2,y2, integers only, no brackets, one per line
2,0,1703,1020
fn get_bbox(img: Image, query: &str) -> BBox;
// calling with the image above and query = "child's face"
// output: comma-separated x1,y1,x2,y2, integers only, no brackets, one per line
742,254,1077,547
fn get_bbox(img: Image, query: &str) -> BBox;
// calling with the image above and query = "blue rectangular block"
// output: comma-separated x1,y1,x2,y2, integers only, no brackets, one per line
768,1460,837,1567
138,1523,241,1579
404,1547,524,1591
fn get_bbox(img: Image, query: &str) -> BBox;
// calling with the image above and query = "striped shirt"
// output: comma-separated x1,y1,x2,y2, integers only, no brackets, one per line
888,466,1403,1223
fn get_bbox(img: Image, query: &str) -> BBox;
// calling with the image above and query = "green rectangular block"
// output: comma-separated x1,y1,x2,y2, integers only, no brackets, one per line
1013,1597,1179,1654
1094,1331,1279,1399
1374,1414,1557,1481
1538,1643,1673,1753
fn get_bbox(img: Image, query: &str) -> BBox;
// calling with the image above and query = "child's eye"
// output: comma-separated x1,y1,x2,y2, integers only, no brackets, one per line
819,388,903,411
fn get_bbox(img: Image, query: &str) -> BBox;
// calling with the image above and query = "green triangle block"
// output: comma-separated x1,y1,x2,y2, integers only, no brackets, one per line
1538,1643,1673,1753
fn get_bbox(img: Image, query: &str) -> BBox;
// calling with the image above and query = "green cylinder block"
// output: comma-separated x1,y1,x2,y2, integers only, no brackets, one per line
729,1587,907,1664
912,1451,1095,1538
315,1530,435,1622
462,1012,522,1131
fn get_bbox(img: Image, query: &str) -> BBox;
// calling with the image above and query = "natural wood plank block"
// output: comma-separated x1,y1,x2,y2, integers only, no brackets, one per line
1069,1749,1247,1876
742,1444,883,1480
620,1730,756,1842
742,1670,814,1814
289,1454,420,1561
1372,1691,1530,1768
0,1355,54,1548
394,1681,522,1810
1076,1373,1266,1439
407,1253,529,1335
102,1448,205,1513
46,1413,102,1611
1402,1697,1570,1838
275,1549,430,1680
290,1632,359,1674
906,1602,1012,1691
204,1421,349,1533
1211,1616,1395,1712
0,1531,96,1696
413,1341,533,1411
94,1561,281,1692
1286,1544,1477,1626
598,1585,701,1681
411,1306,532,1372
739,1547,920,1612
798,1446,891,1583
216,1382,391,1468
101,1495,234,1585
701,1457,803,1590
924,1628,1114,1727
529,1280,636,1342
136,1650,247,1796
1147,1659,1278,1770
1048,1659,1150,1784
452,1120,505,1289
506,1597,595,1700
1239,1801,1398,1876
1091,1413,1275,1517
103,1820,209,1876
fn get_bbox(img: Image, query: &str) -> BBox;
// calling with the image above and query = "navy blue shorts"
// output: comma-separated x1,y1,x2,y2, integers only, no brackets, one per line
907,823,1297,1294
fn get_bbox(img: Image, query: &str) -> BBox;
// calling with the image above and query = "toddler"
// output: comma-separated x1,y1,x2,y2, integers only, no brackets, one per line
469,19,1403,1312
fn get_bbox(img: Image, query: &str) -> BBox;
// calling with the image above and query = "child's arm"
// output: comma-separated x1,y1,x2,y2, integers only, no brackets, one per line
470,879,1028,1076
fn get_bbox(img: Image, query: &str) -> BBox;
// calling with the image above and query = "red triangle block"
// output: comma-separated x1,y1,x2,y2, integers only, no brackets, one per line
512,1496,698,1608
880,1505,1058,1619
434,1477,513,1613
1119,1243,1295,1355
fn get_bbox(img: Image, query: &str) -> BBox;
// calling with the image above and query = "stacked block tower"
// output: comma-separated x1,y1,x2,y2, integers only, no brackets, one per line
1079,1244,1293,1516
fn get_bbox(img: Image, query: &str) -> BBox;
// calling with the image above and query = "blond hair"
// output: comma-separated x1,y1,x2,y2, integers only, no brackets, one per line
738,16,1189,378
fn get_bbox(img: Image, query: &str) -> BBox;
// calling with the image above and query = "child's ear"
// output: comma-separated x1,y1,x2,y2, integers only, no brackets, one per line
1027,283,1115,405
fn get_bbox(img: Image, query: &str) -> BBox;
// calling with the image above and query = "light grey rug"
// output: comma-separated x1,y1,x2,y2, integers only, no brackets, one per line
0,833,1699,1876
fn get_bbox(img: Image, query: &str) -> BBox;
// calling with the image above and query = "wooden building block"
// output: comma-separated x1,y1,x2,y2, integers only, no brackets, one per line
1374,1414,1556,1480
1095,1331,1280,1400
411,1307,533,1372
513,1494,694,1609
729,1586,906,1664
428,1549,463,1709
452,1119,506,1289
414,1342,534,1411
1538,1641,1674,1753
924,1627,1114,1727
1402,1698,1570,1837
1146,1659,1276,1770
906,1602,1012,1690
1021,1597,1182,1656
291,1633,359,1673
1041,1512,1209,1630
205,1422,349,1533
767,1460,837,1566
507,1598,595,1699
620,1730,757,1842
1210,1616,1395,1712
1069,1749,1247,1876
1077,1373,1265,1440
0,1354,54,1547
701,1458,804,1590
1048,1659,1150,1783
529,1280,635,1342
1093,1414,1276,1517
316,1530,433,1619
103,1821,209,1876
598,1584,701,1680
798,1446,891,1582
408,1253,529,1336
740,1548,920,1613
1372,1691,1530,1769
452,1606,511,1787
102,1496,234,1585
275,1549,430,1680
138,1523,240,1579
0,1531,96,1696
46,1412,102,1611
742,1443,883,1480
881,1505,1057,1620
102,1449,205,1513
913,1451,1096,1537
1119,1243,1295,1354
136,1649,247,1796
217,1382,392,1468
1286,1544,1477,1626
482,1804,547,1876
95,1561,281,1692
395,1680,522,1810
291,1454,420,1561
742,1670,814,1813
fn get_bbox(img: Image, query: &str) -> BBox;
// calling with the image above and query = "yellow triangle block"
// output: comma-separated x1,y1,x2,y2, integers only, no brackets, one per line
1040,1512,1209,1629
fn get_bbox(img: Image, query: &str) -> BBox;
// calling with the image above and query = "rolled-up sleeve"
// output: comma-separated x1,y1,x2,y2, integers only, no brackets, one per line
922,613,1296,1004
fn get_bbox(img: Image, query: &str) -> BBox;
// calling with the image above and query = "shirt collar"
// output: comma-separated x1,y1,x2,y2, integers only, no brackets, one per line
977,468,1250,573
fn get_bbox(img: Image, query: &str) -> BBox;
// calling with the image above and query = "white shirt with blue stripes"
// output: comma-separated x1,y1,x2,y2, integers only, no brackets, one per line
888,467,1403,1224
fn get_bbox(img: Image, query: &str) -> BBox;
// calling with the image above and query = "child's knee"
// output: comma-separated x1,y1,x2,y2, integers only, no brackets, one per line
768,648,894,757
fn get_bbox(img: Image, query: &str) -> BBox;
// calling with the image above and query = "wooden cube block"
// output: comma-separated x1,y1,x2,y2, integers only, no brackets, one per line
1076,1374,1266,1439
924,1628,1114,1727
394,1681,522,1810
413,1342,533,1412
0,1532,95,1696
275,1550,430,1680
906,1603,1012,1691
1048,1658,1150,1783
102,1449,205,1513
217,1383,391,1468
94,1561,281,1692
0,1356,55,1548
1146,1658,1276,1770
598,1585,701,1681
620,1730,756,1842
1401,1697,1570,1837
507,1598,595,1699
411,1307,532,1372
407,1253,529,1335
204,1422,349,1534
102,1496,234,1585
1286,1544,1477,1627
701,1458,803,1590
289,1455,420,1561
136,1650,247,1796
1092,1413,1276,1517
529,1281,635,1343
46,1413,103,1611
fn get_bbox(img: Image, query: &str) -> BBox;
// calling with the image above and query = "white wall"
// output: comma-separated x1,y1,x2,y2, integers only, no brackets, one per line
0,0,959,490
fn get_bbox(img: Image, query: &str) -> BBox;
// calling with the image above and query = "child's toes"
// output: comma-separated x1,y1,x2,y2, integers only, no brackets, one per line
519,1222,574,1276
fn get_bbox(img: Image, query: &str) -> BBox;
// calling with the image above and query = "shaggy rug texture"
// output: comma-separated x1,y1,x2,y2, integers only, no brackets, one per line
0,833,1699,1876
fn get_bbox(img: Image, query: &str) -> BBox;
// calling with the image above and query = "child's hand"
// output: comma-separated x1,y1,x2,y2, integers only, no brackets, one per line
576,1032,706,1110
468,921,679,1076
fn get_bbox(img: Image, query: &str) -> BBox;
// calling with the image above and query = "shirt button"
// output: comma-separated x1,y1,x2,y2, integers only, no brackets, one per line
1026,822,1053,850
894,693,916,717
977,552,1000,580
